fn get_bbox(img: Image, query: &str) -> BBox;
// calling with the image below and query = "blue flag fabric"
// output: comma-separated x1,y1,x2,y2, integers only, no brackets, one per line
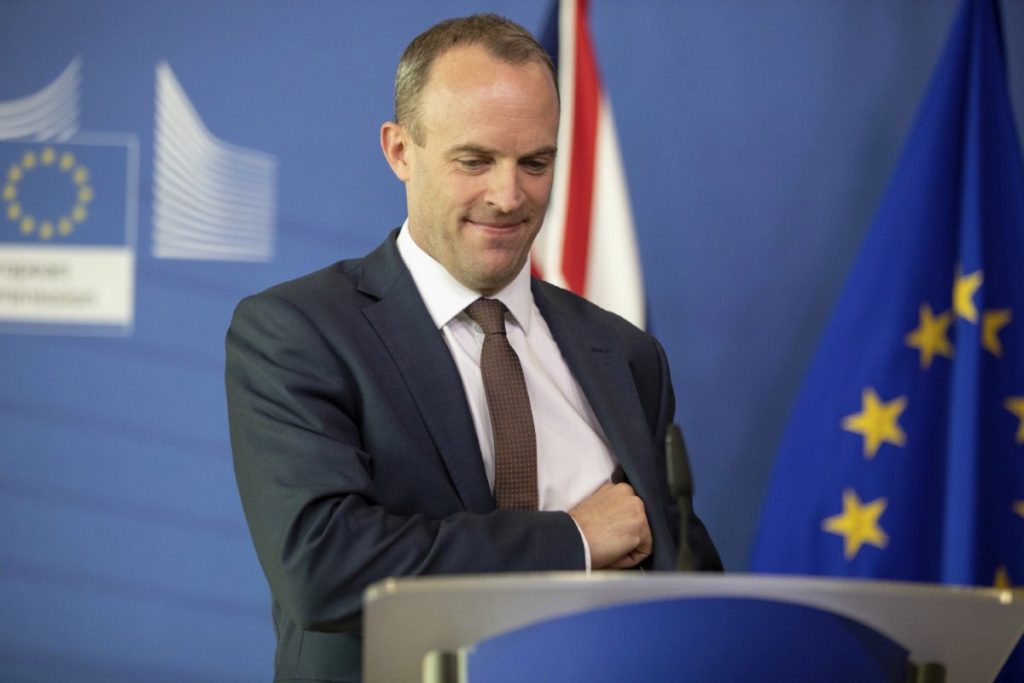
751,0,1023,676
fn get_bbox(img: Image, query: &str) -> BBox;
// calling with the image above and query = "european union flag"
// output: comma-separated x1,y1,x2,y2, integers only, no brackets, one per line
751,0,1024,677
0,140,130,247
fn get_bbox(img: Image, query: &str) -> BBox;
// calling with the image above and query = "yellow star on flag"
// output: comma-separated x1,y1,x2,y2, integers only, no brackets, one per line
953,266,983,323
841,387,908,458
1014,501,1024,520
981,309,1011,357
1005,397,1024,445
904,304,954,368
994,566,1024,596
822,489,889,560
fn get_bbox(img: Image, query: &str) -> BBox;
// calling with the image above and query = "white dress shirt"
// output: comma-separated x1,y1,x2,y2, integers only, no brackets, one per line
397,223,619,568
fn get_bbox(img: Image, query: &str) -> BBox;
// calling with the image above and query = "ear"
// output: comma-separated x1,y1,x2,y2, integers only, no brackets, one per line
381,122,412,182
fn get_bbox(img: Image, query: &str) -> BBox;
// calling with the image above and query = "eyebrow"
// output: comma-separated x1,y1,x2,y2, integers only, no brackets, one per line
447,144,558,158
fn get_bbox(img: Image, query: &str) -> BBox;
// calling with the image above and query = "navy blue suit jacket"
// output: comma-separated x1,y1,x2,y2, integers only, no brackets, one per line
225,230,720,681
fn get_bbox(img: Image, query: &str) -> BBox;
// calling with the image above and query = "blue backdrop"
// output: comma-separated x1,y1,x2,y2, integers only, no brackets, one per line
2,1,1023,680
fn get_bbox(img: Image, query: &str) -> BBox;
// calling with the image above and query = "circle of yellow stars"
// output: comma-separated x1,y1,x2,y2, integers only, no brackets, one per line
824,264,1024,574
3,147,93,241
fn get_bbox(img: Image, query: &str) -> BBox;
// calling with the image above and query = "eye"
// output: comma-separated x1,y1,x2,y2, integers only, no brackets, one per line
521,157,553,175
457,157,490,171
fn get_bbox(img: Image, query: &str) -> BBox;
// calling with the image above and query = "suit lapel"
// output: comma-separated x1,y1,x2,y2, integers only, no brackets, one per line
535,284,675,568
357,233,495,513
532,283,662,510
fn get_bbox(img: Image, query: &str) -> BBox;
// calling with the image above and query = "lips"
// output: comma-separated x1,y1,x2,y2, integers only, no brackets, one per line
465,217,529,230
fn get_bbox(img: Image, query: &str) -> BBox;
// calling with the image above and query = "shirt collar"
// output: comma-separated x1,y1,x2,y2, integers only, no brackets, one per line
396,220,534,333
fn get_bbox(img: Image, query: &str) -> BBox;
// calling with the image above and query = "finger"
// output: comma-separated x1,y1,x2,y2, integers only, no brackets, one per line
629,549,651,566
609,554,639,570
612,482,635,497
610,546,650,569
637,522,653,554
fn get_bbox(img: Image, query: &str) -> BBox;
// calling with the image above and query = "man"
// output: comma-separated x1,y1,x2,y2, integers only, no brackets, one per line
226,13,720,682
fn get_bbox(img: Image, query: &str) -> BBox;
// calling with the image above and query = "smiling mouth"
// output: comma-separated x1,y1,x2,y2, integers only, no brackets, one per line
466,217,528,230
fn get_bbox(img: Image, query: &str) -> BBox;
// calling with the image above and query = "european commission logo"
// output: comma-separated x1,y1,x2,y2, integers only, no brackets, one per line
0,139,136,332
0,58,132,250
0,57,80,142
0,59,136,333
1,142,129,247
0,52,278,334
151,62,277,262
4,145,95,242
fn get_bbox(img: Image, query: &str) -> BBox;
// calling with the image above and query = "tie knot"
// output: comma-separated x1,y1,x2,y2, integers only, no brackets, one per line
466,298,508,335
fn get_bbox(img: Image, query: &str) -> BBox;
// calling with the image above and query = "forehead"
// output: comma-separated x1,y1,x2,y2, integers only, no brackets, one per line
417,44,559,148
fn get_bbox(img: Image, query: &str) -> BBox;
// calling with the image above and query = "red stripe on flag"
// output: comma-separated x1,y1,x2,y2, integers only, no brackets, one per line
561,0,599,296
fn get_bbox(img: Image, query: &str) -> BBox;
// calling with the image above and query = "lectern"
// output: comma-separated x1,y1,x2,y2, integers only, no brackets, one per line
363,573,1024,682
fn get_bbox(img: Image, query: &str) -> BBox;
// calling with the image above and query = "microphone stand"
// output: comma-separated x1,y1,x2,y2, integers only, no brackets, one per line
666,423,695,572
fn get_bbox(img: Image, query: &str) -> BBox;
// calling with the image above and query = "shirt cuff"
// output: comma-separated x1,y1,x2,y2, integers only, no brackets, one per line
571,517,592,572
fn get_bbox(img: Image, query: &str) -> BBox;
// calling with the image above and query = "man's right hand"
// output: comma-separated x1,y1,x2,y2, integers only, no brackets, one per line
569,482,652,569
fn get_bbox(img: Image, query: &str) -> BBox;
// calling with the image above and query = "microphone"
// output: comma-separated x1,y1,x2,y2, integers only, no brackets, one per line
666,423,695,572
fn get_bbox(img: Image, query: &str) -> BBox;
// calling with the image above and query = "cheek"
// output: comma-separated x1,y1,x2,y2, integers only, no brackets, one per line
523,175,554,204
454,173,488,199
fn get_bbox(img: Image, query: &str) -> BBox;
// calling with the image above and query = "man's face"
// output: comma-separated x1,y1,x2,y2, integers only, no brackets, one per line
383,45,559,295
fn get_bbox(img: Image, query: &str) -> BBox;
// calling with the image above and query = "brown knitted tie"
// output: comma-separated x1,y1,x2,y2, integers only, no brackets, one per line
466,298,538,510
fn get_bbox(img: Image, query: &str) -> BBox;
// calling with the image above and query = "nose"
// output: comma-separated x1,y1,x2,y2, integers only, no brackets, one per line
485,163,524,214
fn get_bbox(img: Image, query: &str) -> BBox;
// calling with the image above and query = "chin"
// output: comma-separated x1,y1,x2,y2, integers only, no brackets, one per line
466,266,520,294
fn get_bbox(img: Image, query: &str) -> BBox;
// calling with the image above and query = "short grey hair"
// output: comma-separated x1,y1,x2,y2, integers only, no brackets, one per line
394,13,557,145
